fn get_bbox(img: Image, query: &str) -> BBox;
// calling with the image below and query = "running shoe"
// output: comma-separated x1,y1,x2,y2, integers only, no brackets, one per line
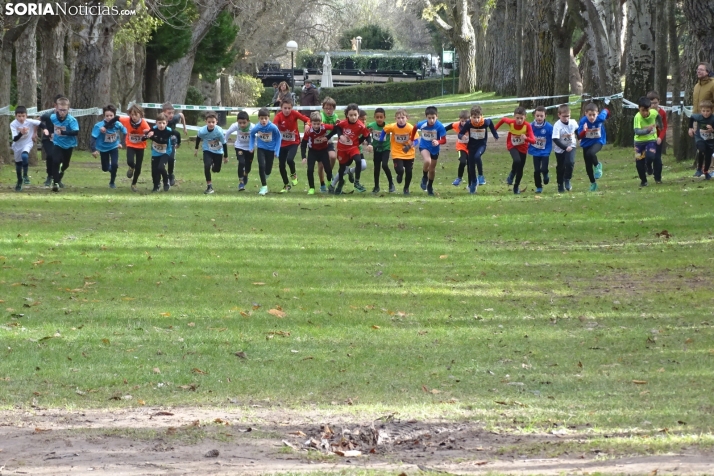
127,168,134,179
565,180,572,191
258,186,268,195
15,182,22,192
388,184,396,193
589,182,598,192
594,163,603,179
308,188,315,195
23,176,30,185
536,187,542,193
169,174,176,186
452,177,462,186
354,182,366,193
320,185,327,193
280,184,291,193
543,173,549,185
238,182,245,191
506,173,514,185
478,175,486,185
43,176,52,187
109,182,116,189
420,176,427,190
291,173,298,186
372,187,380,194
204,184,214,194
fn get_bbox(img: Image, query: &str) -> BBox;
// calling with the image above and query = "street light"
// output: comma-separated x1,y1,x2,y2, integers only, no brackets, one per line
287,40,298,91
355,36,362,55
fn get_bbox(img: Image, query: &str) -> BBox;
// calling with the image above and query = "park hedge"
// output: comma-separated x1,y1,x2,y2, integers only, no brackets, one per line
319,79,445,106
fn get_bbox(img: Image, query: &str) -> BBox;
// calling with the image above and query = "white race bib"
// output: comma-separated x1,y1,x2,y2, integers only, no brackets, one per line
281,131,296,142
585,127,601,139
208,139,222,151
421,130,437,141
314,136,327,144
470,129,485,140
129,133,143,144
372,130,382,141
339,135,353,146
700,129,713,141
560,132,572,144
511,134,525,146
457,134,469,144
104,133,117,143
55,126,66,133
533,137,546,149
395,133,409,143
258,132,272,142
152,142,167,153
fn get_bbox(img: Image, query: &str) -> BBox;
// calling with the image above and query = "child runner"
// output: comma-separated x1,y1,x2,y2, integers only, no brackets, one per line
249,108,282,195
446,110,469,186
38,95,62,187
194,112,228,194
646,91,667,183
332,103,372,194
379,108,419,195
90,104,127,189
317,97,339,192
633,96,661,187
330,108,369,189
144,113,181,193
367,107,394,193
225,110,254,191
551,104,579,193
457,105,499,193
10,106,40,192
49,97,79,192
495,107,535,194
301,111,335,194
410,106,447,196
119,104,151,192
528,106,554,193
162,102,187,186
577,102,609,191
688,100,714,179
273,99,309,193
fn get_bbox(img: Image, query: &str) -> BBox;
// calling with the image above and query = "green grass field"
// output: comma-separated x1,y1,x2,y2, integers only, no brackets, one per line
1,141,713,442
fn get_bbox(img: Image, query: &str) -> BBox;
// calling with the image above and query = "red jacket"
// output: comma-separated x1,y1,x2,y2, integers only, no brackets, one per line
302,124,334,152
273,110,310,147
656,107,667,142
334,119,370,153
495,117,536,154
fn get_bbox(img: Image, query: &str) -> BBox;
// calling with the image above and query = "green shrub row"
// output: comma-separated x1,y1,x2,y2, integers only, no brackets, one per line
318,79,446,106
301,53,425,71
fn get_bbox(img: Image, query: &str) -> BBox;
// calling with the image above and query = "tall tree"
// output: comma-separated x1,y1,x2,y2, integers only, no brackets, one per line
192,10,238,83
653,0,668,98
422,0,478,93
617,0,655,146
683,0,714,59
14,16,39,164
520,0,557,108
38,16,67,108
551,0,576,98
484,0,519,95
162,0,230,103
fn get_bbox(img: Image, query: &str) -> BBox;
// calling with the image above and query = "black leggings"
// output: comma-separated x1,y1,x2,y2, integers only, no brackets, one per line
151,154,170,186
203,151,223,182
236,149,254,181
393,159,414,190
555,149,575,185
696,141,714,173
42,140,53,176
373,150,393,188
457,150,467,178
168,146,176,176
468,144,486,184
307,149,332,189
52,146,73,184
278,144,298,185
508,149,527,188
127,148,145,185
256,148,272,186
100,148,119,183
582,142,602,184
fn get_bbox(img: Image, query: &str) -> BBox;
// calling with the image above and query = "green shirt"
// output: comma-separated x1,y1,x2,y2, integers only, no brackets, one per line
367,121,390,152
321,111,338,125
633,112,658,143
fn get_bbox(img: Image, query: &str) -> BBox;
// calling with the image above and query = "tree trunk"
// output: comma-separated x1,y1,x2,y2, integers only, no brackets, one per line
163,0,231,103
653,0,668,97
514,0,525,96
473,0,489,91
14,17,39,165
617,0,655,147
38,16,66,108
570,51,583,94
144,54,160,118
668,0,684,161
552,0,575,97
485,0,519,96
683,0,714,59
133,44,145,104
69,13,120,150
66,31,79,95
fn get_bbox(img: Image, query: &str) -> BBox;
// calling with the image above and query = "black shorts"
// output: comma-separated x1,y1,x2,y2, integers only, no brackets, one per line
430,153,439,161
236,148,254,162
327,143,335,153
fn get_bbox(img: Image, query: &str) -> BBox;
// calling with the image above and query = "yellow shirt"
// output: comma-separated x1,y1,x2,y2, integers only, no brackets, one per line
382,123,419,160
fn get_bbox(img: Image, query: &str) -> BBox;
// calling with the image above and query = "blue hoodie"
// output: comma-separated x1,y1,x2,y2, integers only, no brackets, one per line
249,122,282,155
578,109,610,148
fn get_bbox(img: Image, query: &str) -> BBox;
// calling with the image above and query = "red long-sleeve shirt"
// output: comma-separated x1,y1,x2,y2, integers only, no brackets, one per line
273,110,310,147
494,117,536,153
334,119,370,153
656,107,667,142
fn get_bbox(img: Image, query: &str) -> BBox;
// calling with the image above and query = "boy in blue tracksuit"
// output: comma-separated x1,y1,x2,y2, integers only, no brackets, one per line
411,106,447,196
249,108,282,195
528,106,553,193
91,104,127,189
50,97,80,192
144,113,181,192
194,112,228,194
577,102,610,192
457,105,499,194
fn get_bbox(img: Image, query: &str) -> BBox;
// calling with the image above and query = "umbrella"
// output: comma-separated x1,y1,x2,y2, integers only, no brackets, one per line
321,53,333,88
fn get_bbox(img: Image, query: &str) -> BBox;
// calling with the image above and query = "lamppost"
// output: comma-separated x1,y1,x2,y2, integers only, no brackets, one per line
287,40,298,91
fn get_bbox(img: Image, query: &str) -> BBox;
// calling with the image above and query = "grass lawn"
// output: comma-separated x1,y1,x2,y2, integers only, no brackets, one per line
1,142,713,442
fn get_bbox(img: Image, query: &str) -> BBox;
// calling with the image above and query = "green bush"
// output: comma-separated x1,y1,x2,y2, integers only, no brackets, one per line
338,24,394,51
183,86,205,124
227,74,264,107
319,79,445,106
301,53,425,71
257,87,274,107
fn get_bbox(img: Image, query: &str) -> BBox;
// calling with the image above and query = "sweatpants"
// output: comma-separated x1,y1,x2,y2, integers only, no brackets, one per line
127,148,145,185
532,155,550,188
582,142,602,184
508,149,527,189
100,147,119,184
203,150,223,182
373,150,393,188
393,159,414,190
278,144,298,185
52,146,73,184
255,148,272,186
696,141,714,173
467,144,486,185
555,149,575,186
236,148,254,182
151,153,170,187
13,151,29,182
307,149,332,189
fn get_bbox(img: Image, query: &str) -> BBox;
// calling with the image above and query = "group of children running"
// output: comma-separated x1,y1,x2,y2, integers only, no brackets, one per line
8,90,680,195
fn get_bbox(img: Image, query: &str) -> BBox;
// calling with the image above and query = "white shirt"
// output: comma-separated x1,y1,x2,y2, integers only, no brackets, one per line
10,119,40,153
551,119,579,154
225,122,254,150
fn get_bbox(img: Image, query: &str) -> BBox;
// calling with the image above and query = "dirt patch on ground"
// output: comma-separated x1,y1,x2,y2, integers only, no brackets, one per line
0,407,711,475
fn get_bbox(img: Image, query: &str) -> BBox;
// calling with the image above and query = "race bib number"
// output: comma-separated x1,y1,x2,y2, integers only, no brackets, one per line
585,127,601,139
372,130,382,141
258,132,272,142
152,142,167,153
104,133,117,143
395,133,409,143
314,136,327,145
560,132,573,145
208,139,222,151
457,134,469,144
129,133,143,144
533,137,546,149
421,130,437,141
700,129,713,141
281,131,296,142
470,129,485,140
238,132,250,142
511,134,525,146
339,135,353,146
55,126,66,134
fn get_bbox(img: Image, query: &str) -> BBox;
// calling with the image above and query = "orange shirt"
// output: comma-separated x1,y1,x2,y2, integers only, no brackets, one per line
451,121,469,153
382,123,419,160
119,116,151,149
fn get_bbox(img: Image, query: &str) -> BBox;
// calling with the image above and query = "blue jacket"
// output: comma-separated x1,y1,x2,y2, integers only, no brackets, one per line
578,109,610,148
51,113,79,149
528,121,553,156
91,119,127,153
249,122,282,155
196,125,227,154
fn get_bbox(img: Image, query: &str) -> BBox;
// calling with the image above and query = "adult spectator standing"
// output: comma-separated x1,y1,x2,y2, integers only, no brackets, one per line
300,80,320,107
272,81,292,108
692,63,714,176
